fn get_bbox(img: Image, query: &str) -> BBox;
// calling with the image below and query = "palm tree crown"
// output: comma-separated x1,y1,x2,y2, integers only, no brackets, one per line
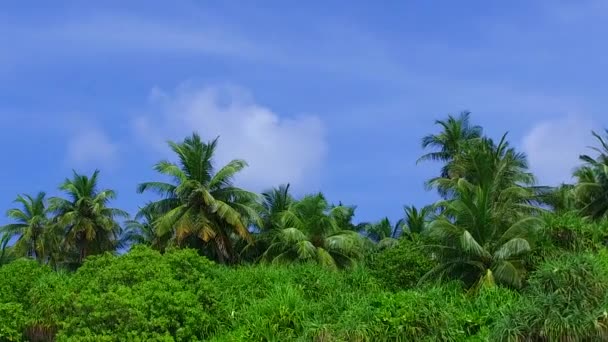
575,129,608,220
137,133,259,263
261,193,365,269
418,111,483,179
49,170,127,263
2,192,50,262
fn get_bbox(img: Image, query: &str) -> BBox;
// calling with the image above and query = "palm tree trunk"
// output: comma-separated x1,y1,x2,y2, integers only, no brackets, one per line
214,234,234,264
79,246,87,264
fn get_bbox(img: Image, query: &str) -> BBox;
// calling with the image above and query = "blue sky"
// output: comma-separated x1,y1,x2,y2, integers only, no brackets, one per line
1,1,607,225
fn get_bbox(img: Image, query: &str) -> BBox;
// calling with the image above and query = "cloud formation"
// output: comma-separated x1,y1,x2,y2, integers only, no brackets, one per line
133,84,327,190
66,125,118,169
522,115,596,186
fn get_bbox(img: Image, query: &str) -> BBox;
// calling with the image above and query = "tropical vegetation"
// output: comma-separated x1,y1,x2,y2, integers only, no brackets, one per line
1,114,608,341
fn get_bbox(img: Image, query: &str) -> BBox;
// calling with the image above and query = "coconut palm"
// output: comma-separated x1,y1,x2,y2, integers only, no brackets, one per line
137,133,259,264
574,130,608,219
422,135,540,289
417,112,483,180
1,192,50,262
262,193,365,269
49,170,128,264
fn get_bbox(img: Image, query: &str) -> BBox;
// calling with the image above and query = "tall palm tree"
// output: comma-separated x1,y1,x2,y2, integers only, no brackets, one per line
417,111,483,180
1,192,49,262
574,130,608,219
137,133,259,264
262,193,365,269
49,170,127,264
422,136,540,289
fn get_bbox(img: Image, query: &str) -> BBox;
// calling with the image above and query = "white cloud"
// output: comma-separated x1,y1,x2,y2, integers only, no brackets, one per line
522,115,596,186
134,84,328,190
66,126,118,169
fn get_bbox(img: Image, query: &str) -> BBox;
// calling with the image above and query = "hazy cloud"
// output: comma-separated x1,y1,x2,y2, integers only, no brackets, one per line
66,125,118,169
522,115,596,186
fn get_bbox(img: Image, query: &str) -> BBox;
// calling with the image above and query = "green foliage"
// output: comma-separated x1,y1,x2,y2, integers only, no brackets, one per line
0,246,528,341
540,212,608,253
0,302,27,341
492,252,608,341
366,238,435,290
0,259,52,304
57,247,218,341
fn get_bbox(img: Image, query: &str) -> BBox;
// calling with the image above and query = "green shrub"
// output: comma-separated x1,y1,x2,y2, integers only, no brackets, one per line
54,246,218,341
0,302,27,341
365,238,435,291
0,259,52,305
541,212,608,252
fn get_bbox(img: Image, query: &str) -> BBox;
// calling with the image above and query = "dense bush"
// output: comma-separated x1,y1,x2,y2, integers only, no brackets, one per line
492,251,608,341
0,246,529,341
540,213,608,252
365,237,435,290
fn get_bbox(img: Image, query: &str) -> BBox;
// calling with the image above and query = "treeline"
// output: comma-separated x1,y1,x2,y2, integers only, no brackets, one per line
1,112,608,341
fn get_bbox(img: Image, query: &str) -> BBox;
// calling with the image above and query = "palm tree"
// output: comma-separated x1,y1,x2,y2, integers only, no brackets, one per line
580,129,608,166
137,133,259,264
417,111,483,180
49,170,127,264
402,205,434,237
536,184,577,214
574,130,608,219
428,133,535,199
422,136,540,289
363,217,400,249
259,184,294,232
261,193,365,269
123,207,165,250
1,192,49,262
